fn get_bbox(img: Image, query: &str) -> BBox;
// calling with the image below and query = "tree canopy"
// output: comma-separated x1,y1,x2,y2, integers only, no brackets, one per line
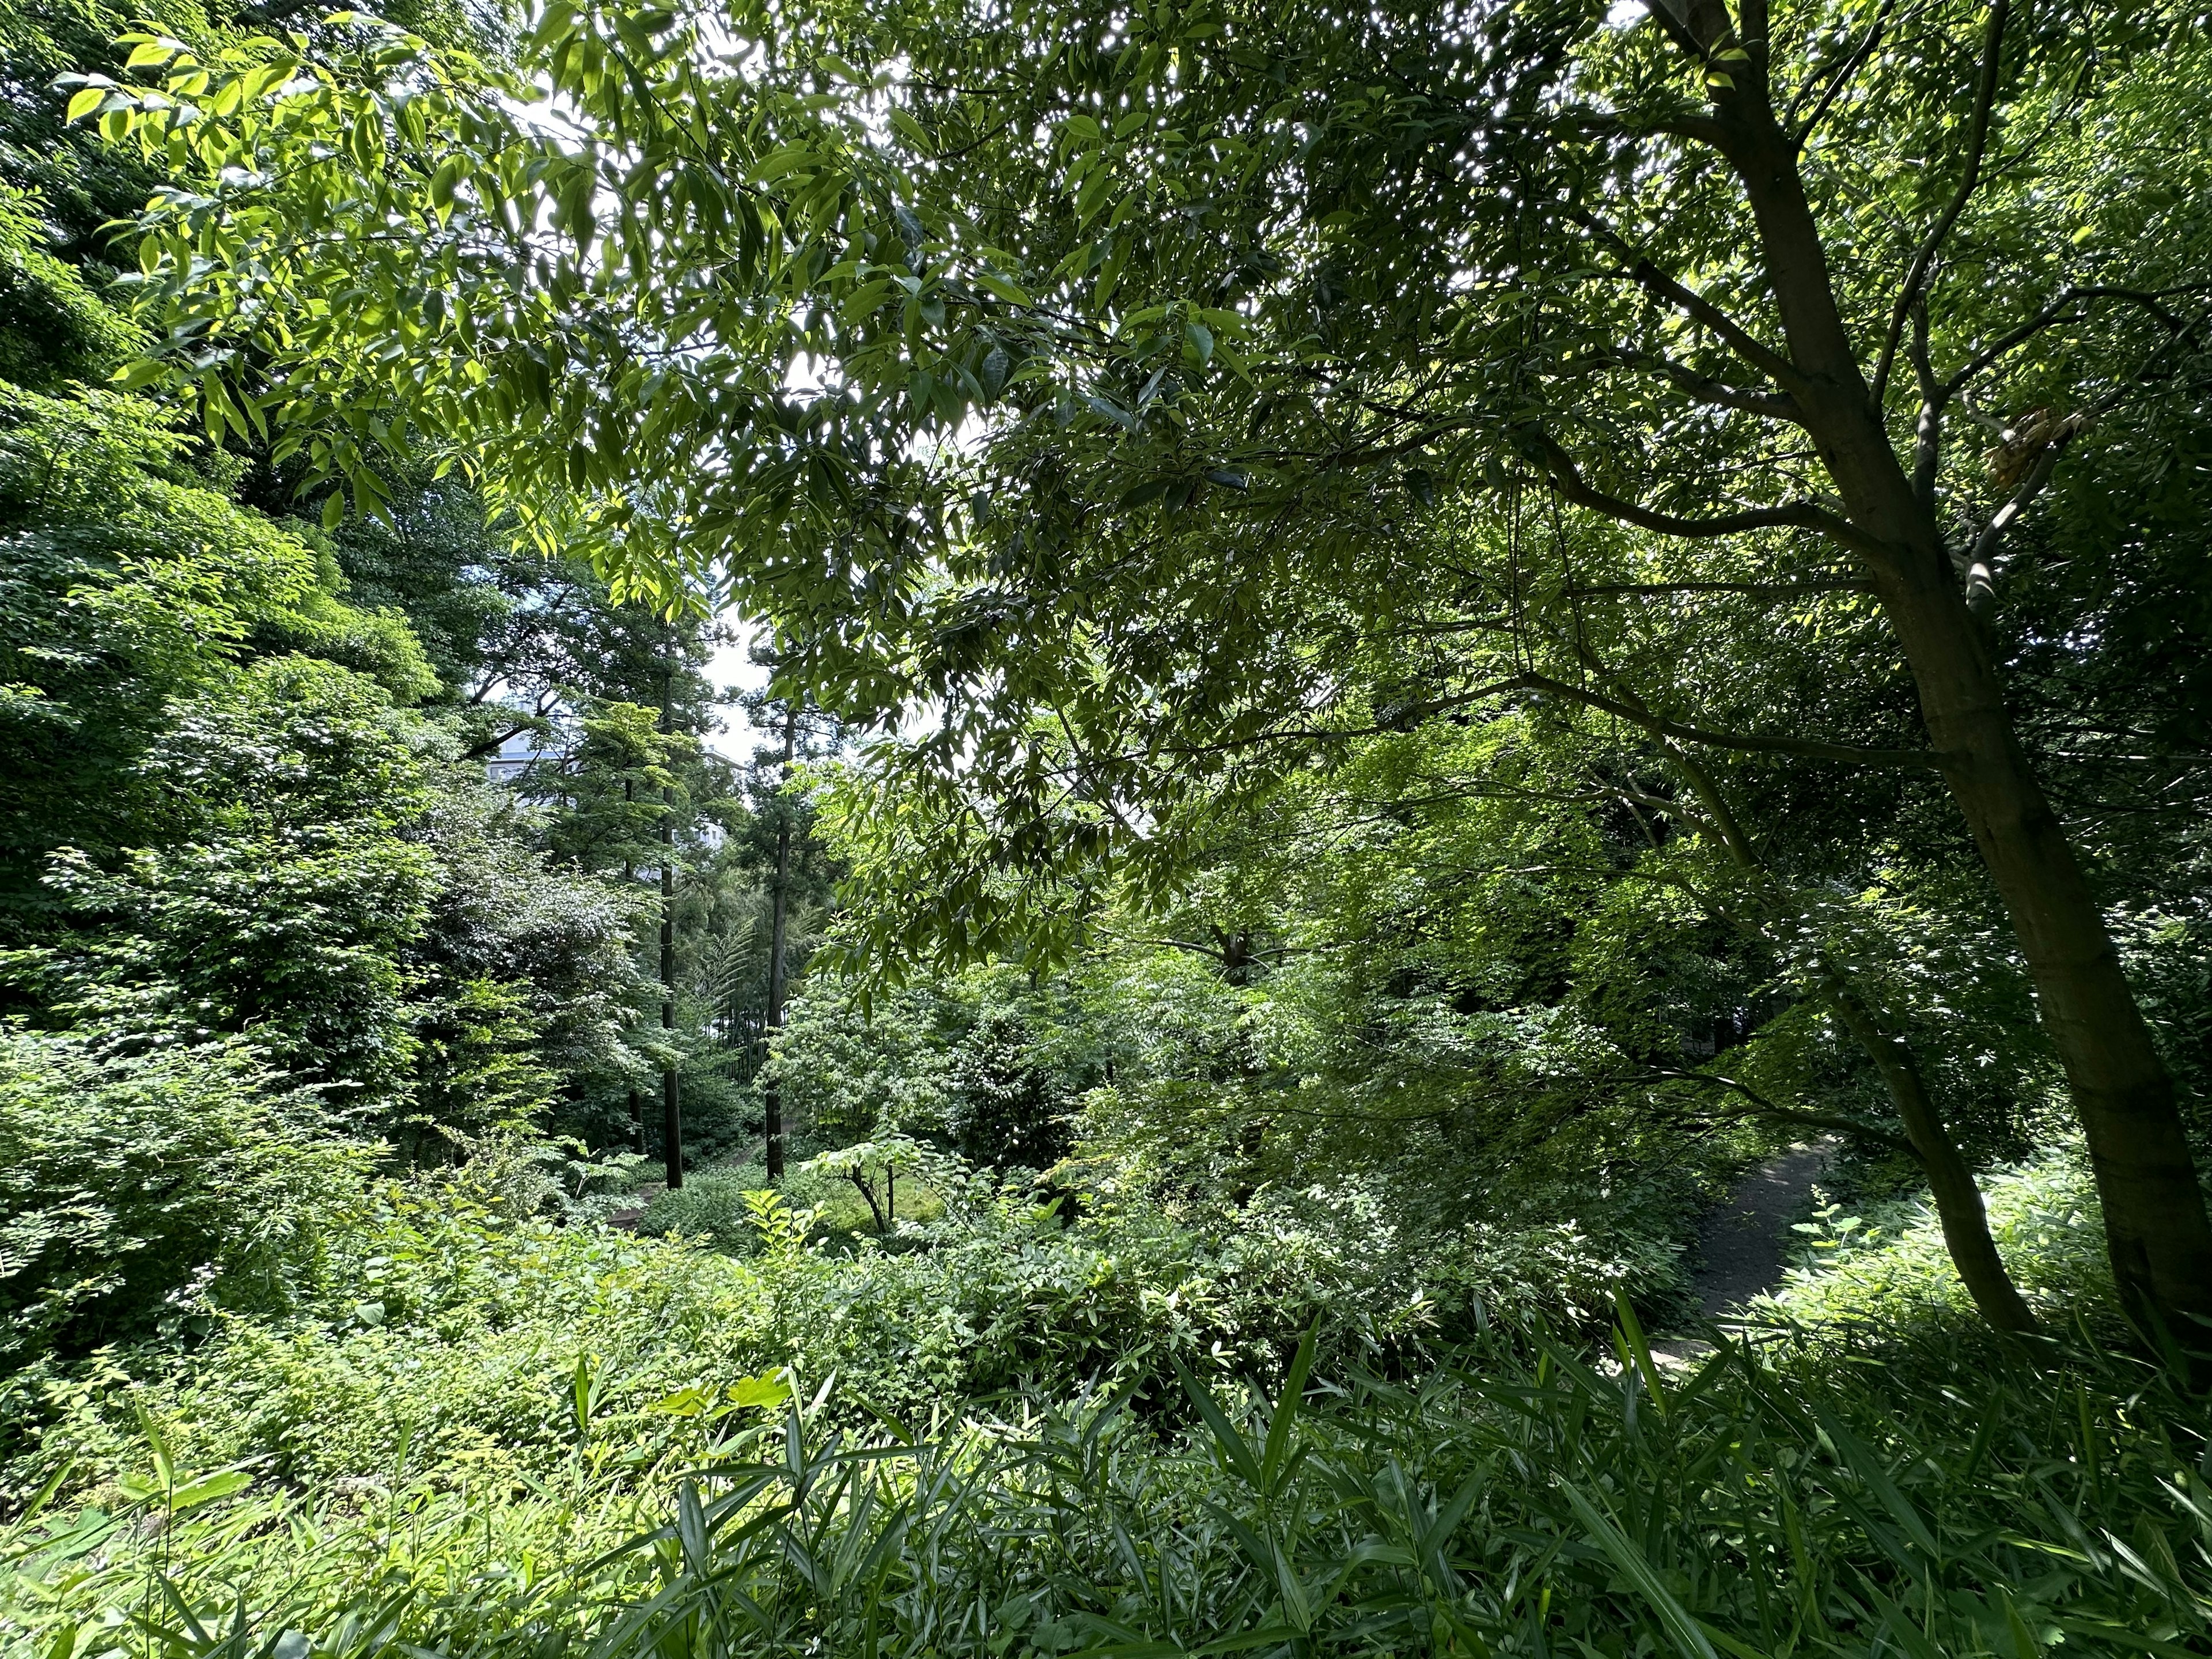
86,0,2212,1340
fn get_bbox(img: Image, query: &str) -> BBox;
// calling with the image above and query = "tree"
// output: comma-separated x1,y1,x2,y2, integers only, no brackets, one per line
0,84,641,1150
738,682,842,1177
91,0,2212,1336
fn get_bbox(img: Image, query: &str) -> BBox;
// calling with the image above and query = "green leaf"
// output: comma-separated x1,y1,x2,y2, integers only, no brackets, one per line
1810,1403,1941,1562
649,1384,714,1417
1172,1361,1262,1488
135,1406,175,1495
1259,1319,1317,1491
167,1470,252,1512
1559,1481,1720,1659
728,1369,793,1410
1612,1286,1667,1419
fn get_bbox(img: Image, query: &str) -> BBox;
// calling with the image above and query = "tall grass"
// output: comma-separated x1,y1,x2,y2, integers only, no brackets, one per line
12,1310,2206,1658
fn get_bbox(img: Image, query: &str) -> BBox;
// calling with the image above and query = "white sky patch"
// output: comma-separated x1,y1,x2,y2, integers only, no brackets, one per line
702,614,772,762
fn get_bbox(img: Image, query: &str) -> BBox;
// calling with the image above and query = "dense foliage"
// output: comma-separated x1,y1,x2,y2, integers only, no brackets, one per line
2,0,2210,1654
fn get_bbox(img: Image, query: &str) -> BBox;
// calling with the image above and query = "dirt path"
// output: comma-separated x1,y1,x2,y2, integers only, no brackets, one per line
1652,1141,1834,1360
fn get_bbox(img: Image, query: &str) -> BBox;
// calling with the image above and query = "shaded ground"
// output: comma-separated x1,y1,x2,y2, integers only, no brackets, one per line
1653,1141,1834,1360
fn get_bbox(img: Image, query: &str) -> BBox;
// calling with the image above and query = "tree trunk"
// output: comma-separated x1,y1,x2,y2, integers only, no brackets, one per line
849,1168,889,1232
624,778,646,1157
658,677,682,1190
1825,980,2039,1332
763,703,796,1180
1657,739,2036,1328
1712,82,2212,1340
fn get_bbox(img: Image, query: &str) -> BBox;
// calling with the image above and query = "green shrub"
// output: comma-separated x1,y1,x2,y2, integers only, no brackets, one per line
635,1165,774,1252
1763,1143,2120,1337
0,1027,374,1378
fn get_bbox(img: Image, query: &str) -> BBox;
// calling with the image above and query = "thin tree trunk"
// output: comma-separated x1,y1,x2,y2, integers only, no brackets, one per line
763,703,796,1180
850,1169,888,1232
1707,70,2212,1342
624,777,645,1156
1657,737,2035,1327
1824,980,2039,1332
659,675,682,1190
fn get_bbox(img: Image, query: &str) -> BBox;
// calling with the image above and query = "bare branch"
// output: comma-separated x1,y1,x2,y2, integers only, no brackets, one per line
1566,347,1803,422
1787,0,1900,149
1653,1068,1919,1157
1519,670,1949,769
1910,298,1941,510
1535,435,1887,561
241,0,331,25
1946,284,2212,399
1872,0,2010,407
1567,577,1869,599
460,720,538,763
1565,206,1806,392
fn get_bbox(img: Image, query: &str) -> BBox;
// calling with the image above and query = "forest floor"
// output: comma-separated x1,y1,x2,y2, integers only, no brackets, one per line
1652,1140,1834,1361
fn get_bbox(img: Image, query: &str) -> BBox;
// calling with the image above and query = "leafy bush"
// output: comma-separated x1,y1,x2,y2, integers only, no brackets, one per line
0,1027,373,1379
635,1165,773,1252
1764,1143,2119,1336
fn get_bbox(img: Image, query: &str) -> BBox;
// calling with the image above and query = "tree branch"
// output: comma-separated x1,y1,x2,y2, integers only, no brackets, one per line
1653,1068,1918,1157
1535,435,1887,561
461,720,539,763
1871,0,2009,407
1960,416,2078,619
1567,577,1869,599
1786,0,1900,150
1910,298,1941,511
240,0,330,25
1945,285,2212,400
1566,348,1802,422
1519,670,1949,769
1564,206,1806,392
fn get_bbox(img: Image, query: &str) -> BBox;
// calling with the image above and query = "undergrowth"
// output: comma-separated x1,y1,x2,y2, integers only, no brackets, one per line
1766,1145,2118,1339
5,1315,2203,1658
5,1145,2200,1658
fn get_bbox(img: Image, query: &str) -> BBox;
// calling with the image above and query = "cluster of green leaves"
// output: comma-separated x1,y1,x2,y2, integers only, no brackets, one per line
0,1027,374,1389
90,0,2212,878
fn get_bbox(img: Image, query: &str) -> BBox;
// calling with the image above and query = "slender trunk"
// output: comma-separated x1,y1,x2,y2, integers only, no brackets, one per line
1660,740,2035,1327
850,1168,888,1233
624,780,645,1156
763,704,796,1180
1825,981,2039,1332
658,680,682,1190
1714,89,2212,1341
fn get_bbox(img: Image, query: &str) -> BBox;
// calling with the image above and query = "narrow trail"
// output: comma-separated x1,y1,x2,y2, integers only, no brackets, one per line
1652,1141,1834,1362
